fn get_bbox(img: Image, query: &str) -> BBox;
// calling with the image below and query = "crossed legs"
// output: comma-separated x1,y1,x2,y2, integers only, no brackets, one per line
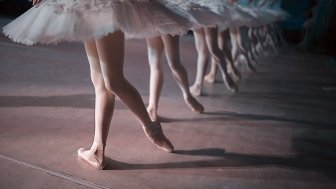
146,35,204,121
78,31,173,169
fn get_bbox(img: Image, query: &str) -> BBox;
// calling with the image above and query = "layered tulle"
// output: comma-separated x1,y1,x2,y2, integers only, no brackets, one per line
169,0,224,29
2,0,196,45
195,0,257,31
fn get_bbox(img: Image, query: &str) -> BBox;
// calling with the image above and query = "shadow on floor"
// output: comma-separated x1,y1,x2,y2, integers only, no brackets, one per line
158,110,335,129
0,94,127,109
104,146,336,179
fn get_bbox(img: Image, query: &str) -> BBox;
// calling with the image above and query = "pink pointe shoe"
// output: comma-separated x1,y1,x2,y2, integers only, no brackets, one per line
143,122,174,153
77,144,105,170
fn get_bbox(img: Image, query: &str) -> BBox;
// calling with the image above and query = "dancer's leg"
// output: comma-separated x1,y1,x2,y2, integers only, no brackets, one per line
94,31,152,127
161,34,204,113
249,27,259,60
230,27,239,66
95,31,173,152
219,29,242,80
204,27,238,93
256,26,266,55
86,41,115,147
77,40,116,169
146,37,165,121
204,57,217,83
244,26,258,66
265,25,277,53
233,27,257,73
190,28,209,96
96,32,174,152
205,30,243,81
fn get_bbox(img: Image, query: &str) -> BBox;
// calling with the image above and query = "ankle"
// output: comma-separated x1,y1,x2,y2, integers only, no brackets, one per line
92,141,105,150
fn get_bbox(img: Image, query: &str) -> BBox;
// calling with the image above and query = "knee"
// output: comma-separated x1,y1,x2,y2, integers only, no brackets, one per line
148,56,162,70
148,52,163,69
207,45,221,58
90,72,107,92
103,75,125,95
198,49,209,61
168,59,182,72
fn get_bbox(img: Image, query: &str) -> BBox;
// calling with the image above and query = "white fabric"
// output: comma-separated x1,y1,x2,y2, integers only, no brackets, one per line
195,0,256,30
169,0,224,28
2,0,195,45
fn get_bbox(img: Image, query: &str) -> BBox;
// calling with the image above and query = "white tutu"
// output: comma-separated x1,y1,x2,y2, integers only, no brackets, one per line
2,0,196,45
235,0,266,27
196,0,256,31
169,0,224,29
254,0,287,25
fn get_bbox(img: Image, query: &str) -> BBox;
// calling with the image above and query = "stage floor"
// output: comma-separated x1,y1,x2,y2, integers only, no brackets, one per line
1,19,336,189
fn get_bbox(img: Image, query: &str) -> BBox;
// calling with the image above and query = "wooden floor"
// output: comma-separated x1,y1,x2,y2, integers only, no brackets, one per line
1,18,336,189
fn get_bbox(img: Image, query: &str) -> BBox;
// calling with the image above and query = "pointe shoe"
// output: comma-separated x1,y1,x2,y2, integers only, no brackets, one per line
185,96,204,113
77,145,105,170
219,67,239,94
190,85,202,97
245,59,257,73
227,63,241,83
143,122,174,153
204,73,216,84
239,54,256,73
147,106,158,122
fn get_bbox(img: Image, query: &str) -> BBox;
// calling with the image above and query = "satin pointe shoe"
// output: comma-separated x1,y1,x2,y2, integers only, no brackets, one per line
142,122,174,153
77,144,105,170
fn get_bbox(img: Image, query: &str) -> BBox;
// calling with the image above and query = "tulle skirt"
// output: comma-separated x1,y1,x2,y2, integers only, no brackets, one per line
196,0,256,31
2,0,196,45
266,9,290,22
170,0,224,29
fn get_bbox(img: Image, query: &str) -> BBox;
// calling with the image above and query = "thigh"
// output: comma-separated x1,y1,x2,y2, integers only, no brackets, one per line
95,31,125,79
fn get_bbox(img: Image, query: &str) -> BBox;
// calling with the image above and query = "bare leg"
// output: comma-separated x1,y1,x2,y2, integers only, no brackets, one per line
77,40,115,170
219,29,242,81
93,31,152,127
204,57,217,83
230,27,256,73
190,28,209,96
249,27,259,61
255,27,265,56
204,27,238,93
78,32,173,169
244,26,258,66
236,27,257,72
146,37,165,121
264,25,277,53
204,29,242,83
95,31,173,152
161,34,204,113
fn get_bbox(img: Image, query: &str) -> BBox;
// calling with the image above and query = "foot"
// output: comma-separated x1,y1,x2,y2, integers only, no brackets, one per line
219,67,238,94
227,63,241,83
241,54,257,73
245,59,257,73
142,122,174,153
77,143,105,170
147,106,158,122
190,84,202,96
204,73,216,84
184,95,204,113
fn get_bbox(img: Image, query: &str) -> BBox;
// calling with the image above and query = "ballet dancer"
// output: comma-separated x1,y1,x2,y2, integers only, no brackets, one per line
146,35,205,122
3,0,198,169
203,0,258,84
191,0,257,96
145,2,230,120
